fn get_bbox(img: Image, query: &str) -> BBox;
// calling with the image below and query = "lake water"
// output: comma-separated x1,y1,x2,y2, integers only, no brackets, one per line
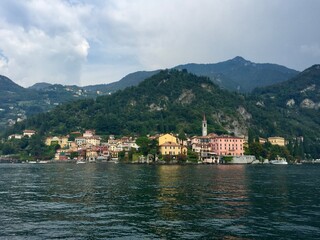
0,163,319,239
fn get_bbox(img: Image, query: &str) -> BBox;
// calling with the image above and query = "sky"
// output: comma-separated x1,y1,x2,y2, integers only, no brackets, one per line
0,0,320,87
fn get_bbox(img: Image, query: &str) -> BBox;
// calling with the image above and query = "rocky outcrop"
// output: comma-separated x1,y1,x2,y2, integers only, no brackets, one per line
176,89,195,105
286,99,295,107
300,98,320,109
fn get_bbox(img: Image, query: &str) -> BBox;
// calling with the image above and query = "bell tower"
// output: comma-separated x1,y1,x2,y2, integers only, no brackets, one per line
202,114,207,136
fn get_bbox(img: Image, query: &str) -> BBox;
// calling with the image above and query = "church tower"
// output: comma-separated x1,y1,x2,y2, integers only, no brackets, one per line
202,114,207,136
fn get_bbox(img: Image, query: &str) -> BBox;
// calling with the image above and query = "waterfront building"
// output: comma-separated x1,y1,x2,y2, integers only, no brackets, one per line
158,133,187,157
159,141,187,156
192,116,244,158
211,135,244,156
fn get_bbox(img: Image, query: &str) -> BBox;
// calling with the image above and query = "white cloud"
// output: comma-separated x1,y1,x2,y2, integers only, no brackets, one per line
0,0,320,87
0,0,91,86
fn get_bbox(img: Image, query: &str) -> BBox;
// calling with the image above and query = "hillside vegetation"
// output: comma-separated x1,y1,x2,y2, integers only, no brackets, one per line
8,70,247,137
3,65,320,158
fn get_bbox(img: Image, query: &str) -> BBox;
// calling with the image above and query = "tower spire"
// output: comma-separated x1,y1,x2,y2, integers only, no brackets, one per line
202,114,207,136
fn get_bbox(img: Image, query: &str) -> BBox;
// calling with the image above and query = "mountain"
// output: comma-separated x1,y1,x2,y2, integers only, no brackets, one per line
83,70,160,93
254,64,320,106
88,57,299,93
175,56,299,92
7,67,320,158
0,76,102,130
0,75,26,92
0,74,40,105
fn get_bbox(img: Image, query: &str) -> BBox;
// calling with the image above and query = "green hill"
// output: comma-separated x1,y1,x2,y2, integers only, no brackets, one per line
246,65,320,157
0,76,100,131
0,75,26,92
9,69,248,137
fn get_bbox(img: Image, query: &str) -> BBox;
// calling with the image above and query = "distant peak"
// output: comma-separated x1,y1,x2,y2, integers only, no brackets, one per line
311,64,320,70
302,64,320,73
231,56,248,62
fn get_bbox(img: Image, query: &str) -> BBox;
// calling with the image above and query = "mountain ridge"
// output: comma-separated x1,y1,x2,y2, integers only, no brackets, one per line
83,56,298,93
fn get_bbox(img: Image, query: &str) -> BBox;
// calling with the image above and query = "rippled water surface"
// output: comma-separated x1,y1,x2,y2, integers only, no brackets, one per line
0,163,320,239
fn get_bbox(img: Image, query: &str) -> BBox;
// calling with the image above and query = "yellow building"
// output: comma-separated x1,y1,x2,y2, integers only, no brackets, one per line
268,136,286,146
158,133,178,146
45,136,69,148
159,142,187,156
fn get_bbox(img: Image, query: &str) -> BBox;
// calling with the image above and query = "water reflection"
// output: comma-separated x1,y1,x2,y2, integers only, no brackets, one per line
1,164,319,239
157,165,183,220
153,165,252,238
210,165,250,218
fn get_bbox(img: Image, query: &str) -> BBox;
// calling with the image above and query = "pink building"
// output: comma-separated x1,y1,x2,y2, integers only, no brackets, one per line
211,135,244,156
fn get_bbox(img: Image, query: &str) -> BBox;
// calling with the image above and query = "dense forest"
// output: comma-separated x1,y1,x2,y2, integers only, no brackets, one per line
6,69,244,136
2,66,320,159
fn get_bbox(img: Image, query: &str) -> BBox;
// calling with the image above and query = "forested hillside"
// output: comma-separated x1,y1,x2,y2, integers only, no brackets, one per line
4,66,320,158
246,65,320,157
0,76,101,130
7,70,248,137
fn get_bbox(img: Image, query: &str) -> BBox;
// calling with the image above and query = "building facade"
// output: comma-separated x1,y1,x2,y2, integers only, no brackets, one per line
159,142,187,156
268,136,286,146
211,135,244,156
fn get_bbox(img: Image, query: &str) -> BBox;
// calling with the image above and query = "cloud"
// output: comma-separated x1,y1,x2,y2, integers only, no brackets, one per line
0,0,319,87
0,0,91,86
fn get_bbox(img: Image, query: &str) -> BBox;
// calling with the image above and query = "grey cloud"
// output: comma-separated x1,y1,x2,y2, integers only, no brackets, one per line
0,0,319,87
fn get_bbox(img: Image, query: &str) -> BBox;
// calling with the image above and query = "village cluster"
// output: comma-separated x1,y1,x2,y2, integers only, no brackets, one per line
8,116,287,163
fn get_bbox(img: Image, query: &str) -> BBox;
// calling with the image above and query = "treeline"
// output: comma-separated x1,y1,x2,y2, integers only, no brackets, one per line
0,135,56,160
